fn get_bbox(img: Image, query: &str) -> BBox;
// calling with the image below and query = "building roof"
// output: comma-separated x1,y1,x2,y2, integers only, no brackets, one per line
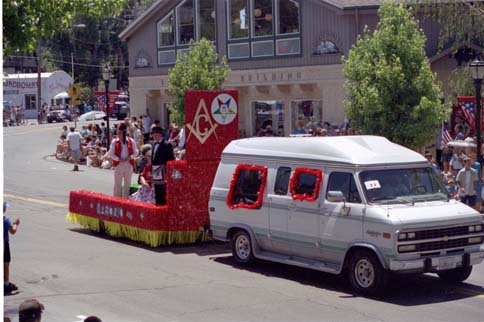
320,0,380,9
222,136,426,166
119,0,381,41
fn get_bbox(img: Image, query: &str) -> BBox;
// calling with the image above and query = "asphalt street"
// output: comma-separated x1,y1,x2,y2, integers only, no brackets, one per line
3,121,484,322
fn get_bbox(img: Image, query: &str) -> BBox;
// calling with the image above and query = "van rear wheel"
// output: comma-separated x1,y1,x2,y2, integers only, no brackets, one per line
437,266,472,283
231,230,254,265
348,250,388,295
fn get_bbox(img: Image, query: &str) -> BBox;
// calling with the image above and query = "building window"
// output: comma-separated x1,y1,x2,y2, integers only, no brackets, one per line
252,0,273,37
228,43,250,58
199,0,216,41
157,12,175,47
227,164,268,209
277,0,299,34
253,100,284,136
25,94,36,110
313,40,339,55
274,166,292,195
227,0,300,60
290,167,323,202
276,38,300,55
291,100,323,131
229,0,249,39
177,0,195,45
157,1,216,65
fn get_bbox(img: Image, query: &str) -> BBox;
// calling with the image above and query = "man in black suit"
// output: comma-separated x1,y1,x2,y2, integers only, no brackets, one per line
151,126,175,205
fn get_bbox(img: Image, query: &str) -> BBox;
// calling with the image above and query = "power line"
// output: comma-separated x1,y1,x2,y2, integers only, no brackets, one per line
6,55,127,69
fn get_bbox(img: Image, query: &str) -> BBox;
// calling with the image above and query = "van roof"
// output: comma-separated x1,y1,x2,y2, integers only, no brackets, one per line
222,136,427,166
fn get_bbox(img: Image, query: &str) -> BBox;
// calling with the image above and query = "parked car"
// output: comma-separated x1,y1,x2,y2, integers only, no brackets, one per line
47,105,67,123
78,111,107,121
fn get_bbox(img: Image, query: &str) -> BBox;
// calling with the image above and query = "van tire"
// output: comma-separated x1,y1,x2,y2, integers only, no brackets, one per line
231,230,255,265
348,249,388,295
437,266,472,283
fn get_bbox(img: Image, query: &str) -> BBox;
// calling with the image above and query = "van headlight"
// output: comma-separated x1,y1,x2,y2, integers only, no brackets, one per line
469,225,483,233
399,232,416,240
398,245,417,253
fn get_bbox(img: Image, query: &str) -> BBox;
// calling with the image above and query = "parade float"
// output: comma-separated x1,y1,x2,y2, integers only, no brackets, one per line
66,90,238,247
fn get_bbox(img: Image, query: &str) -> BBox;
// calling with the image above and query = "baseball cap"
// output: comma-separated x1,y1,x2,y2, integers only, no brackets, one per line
18,299,44,320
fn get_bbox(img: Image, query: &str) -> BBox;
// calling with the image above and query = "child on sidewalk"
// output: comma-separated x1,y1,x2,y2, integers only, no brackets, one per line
4,201,20,294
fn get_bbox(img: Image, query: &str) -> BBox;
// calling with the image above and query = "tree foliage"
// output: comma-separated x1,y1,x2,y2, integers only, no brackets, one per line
343,0,448,150
3,0,126,55
167,38,230,125
407,0,484,49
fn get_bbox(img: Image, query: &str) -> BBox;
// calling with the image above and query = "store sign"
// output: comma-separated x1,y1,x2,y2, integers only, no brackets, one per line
3,90,19,95
5,80,37,89
239,71,302,83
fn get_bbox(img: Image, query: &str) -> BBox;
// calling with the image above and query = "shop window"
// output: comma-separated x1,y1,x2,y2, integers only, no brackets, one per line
227,164,268,209
274,167,292,195
290,168,323,202
326,172,361,203
229,0,249,39
291,100,323,131
276,38,300,55
199,0,216,41
25,94,36,110
277,0,299,34
252,0,273,37
157,12,175,47
253,100,284,136
177,0,195,45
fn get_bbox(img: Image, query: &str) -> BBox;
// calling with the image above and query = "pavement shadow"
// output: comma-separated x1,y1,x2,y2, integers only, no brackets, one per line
212,256,484,305
68,227,231,257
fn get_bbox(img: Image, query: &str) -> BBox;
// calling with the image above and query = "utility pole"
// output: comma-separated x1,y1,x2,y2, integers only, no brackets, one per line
36,41,42,118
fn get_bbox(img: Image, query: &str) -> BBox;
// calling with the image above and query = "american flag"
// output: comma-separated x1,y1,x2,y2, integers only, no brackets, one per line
441,122,452,147
96,92,106,112
458,100,475,130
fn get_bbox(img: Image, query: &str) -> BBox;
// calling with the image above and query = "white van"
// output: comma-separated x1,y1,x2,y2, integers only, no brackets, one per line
208,136,484,295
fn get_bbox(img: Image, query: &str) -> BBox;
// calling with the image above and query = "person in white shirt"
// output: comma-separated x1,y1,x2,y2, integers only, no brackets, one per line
109,124,139,197
141,109,151,143
67,127,82,171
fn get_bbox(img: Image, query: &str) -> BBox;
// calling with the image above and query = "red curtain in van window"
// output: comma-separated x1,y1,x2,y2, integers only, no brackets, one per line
226,164,267,209
290,168,323,202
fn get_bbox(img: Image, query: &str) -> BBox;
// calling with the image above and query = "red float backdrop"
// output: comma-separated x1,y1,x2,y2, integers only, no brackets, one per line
67,90,239,246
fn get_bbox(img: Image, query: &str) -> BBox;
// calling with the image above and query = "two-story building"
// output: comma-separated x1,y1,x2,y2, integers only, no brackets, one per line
120,0,481,137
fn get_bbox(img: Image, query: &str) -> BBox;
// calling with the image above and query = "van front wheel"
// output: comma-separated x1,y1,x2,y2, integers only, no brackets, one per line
437,266,472,283
348,250,388,295
231,230,254,265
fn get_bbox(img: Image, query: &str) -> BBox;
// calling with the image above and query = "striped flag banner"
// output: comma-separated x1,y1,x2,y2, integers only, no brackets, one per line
457,96,484,132
442,122,452,147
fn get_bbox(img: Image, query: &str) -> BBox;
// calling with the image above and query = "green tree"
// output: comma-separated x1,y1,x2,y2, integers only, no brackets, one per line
167,38,230,125
343,0,448,150
3,0,126,55
407,0,484,50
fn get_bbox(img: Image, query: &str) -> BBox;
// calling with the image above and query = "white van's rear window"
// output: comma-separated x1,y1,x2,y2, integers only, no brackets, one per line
226,164,268,209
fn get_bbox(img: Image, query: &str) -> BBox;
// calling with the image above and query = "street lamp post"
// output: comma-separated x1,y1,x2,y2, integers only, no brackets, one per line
470,57,484,165
102,63,112,145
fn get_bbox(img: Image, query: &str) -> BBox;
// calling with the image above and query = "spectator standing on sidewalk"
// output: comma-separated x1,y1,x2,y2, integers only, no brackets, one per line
456,156,479,207
4,202,20,294
67,127,82,171
109,123,139,197
141,109,151,143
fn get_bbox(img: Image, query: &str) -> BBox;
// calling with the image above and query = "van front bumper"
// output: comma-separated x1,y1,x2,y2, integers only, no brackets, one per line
389,250,484,272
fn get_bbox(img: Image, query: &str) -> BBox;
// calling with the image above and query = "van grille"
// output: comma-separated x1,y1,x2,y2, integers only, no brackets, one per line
415,226,468,240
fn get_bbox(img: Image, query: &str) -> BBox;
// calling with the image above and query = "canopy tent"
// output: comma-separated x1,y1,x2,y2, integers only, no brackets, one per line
53,92,70,99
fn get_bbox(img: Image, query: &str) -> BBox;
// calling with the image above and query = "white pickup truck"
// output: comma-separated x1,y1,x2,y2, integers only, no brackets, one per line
208,136,484,295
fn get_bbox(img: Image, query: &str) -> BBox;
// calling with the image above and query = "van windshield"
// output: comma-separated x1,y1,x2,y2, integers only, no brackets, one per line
359,168,449,204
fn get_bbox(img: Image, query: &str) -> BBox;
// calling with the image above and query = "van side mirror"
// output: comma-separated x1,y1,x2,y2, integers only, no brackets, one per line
327,191,345,203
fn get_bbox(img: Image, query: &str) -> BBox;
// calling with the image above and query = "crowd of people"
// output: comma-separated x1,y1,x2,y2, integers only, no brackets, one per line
432,115,484,212
3,105,27,127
